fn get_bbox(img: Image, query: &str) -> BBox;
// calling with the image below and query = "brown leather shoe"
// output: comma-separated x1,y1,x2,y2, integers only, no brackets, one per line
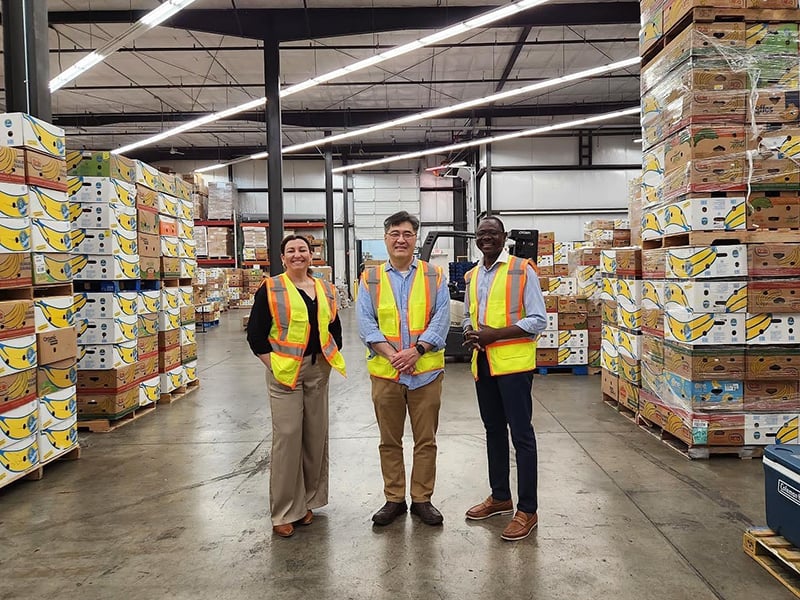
465,496,514,520
295,510,313,526
501,511,538,541
372,500,408,526
410,502,444,526
273,523,295,538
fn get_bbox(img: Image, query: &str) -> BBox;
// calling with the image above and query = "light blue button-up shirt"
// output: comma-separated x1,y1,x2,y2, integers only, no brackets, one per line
461,251,547,336
357,258,451,390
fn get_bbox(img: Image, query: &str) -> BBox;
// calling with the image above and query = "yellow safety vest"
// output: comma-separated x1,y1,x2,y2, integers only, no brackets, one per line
265,274,346,389
362,261,445,380
465,255,537,379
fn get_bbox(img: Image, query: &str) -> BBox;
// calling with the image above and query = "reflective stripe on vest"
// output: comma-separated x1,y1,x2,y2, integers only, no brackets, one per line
362,260,445,380
466,255,537,379
266,274,346,389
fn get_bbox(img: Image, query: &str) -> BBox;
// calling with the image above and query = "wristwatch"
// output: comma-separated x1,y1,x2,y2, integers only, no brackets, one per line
414,342,427,355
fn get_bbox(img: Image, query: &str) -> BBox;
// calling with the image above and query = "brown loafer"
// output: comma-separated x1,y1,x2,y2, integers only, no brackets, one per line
410,502,444,526
295,510,313,526
273,523,295,538
372,500,408,526
501,511,538,541
465,496,514,520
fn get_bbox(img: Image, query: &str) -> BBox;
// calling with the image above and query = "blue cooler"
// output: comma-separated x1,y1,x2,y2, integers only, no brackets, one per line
763,445,800,548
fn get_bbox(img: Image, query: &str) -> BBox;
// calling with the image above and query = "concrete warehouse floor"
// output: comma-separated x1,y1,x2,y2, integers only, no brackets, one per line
0,310,793,600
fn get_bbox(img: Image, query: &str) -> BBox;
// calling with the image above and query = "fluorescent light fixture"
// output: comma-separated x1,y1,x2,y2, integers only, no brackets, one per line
633,138,643,143
119,0,553,153
50,0,200,92
331,106,641,173
425,161,467,171
194,162,228,174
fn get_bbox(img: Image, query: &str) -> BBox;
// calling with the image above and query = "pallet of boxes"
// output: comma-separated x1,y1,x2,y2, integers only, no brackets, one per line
0,112,81,489
195,268,223,331
631,1,800,458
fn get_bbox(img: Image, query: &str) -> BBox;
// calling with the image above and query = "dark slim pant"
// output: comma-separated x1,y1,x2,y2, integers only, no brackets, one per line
475,351,538,514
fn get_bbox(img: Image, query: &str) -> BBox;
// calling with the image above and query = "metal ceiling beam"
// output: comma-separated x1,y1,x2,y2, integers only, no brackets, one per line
44,5,640,40
53,100,639,129
496,26,531,93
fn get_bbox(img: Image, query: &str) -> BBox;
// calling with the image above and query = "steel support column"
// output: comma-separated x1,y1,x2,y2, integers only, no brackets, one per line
324,131,335,281
342,160,352,297
453,180,468,259
485,118,493,216
264,39,284,275
2,0,50,120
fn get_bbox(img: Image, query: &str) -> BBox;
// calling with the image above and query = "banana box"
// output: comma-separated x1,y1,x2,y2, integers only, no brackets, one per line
663,280,748,313
158,215,178,236
179,306,194,325
73,203,136,232
641,307,664,337
0,368,37,410
744,413,800,445
0,299,34,341
161,257,181,278
558,347,587,366
138,313,158,337
77,363,138,392
67,176,136,207
746,22,799,55
0,217,32,253
643,248,666,278
664,309,744,345
178,217,194,240
0,398,37,448
545,313,558,331
73,227,138,256
77,387,139,419
137,207,159,235
72,254,140,280
158,172,177,197
0,433,38,484
77,315,138,345
159,346,182,372
745,380,800,412
180,259,197,279
158,194,179,218
161,287,180,310
749,244,800,278
137,232,159,258
31,253,70,285
136,185,158,211
138,333,158,356
641,142,666,207
618,378,639,412
181,324,196,346
663,372,744,412
179,286,193,308
747,191,800,230
544,277,576,296
641,207,663,241
615,278,641,307
601,342,618,374
179,239,197,259
536,331,559,349
0,334,37,376
749,279,800,314
746,313,800,345
38,414,77,463
37,359,76,396
78,340,138,370
0,113,65,158
0,149,27,186
160,235,180,258
746,347,800,380
600,250,617,275
553,242,573,265
664,342,745,380
659,196,747,235
558,313,588,330
139,290,160,314
558,330,588,348
641,280,664,309
616,303,642,332
159,307,181,332
615,328,642,360
74,292,138,320
137,353,159,381
601,368,618,400
665,245,747,279
160,365,184,394
184,360,198,382
599,277,616,302
159,329,180,349
34,296,75,333
25,151,67,192
28,187,69,221
615,248,643,278
176,178,192,202
135,160,159,191
68,152,135,182
537,254,554,268
0,183,30,218
139,376,160,407
31,219,72,253
139,256,159,280
618,352,641,385
38,386,77,429
536,348,558,366
37,327,77,367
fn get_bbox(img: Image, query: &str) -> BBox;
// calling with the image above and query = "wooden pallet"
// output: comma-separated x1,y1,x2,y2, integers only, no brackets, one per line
78,404,157,433
535,365,589,376
602,394,637,424
23,445,81,481
636,412,763,460
642,229,800,249
158,380,200,405
744,528,800,599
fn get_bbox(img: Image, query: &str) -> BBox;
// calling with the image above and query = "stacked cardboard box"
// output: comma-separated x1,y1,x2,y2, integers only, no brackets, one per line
206,227,234,258
583,219,632,249
242,226,268,262
159,285,183,394
207,181,235,220
183,173,208,220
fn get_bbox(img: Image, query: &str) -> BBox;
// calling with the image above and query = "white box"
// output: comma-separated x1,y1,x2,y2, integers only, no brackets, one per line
664,309,744,345
78,341,137,370
34,296,75,332
184,359,198,382
665,245,747,279
0,434,38,484
744,413,800,445
537,331,559,348
601,342,619,374
77,314,138,344
178,218,194,240
746,313,800,345
158,193,179,217
160,365,184,393
31,219,72,253
72,254,140,280
0,217,31,253
159,307,181,331
160,235,180,257
0,183,30,218
180,259,197,278
28,187,70,221
179,238,197,259
0,334,37,375
135,160,159,190
558,346,588,365
537,254,554,267
0,398,37,448
181,323,196,346
67,176,136,207
38,414,77,463
38,386,77,429
600,250,617,275
179,199,193,220
615,279,642,309
0,112,65,158
139,376,161,406
615,328,642,360
73,203,136,231
74,291,138,320
641,142,666,207
641,206,663,240
641,280,664,310
546,313,559,331
659,196,746,235
599,277,617,302
559,330,589,348
73,227,138,256
139,290,160,314
161,287,180,310
554,242,573,265
663,280,748,313
179,286,193,308
576,265,599,283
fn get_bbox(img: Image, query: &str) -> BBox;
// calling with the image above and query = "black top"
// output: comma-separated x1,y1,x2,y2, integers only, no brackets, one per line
246,283,343,356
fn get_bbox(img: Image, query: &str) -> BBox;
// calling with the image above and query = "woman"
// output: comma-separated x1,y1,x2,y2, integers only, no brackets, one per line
246,235,346,538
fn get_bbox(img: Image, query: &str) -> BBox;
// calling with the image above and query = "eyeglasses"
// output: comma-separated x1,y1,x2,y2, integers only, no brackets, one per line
386,231,417,240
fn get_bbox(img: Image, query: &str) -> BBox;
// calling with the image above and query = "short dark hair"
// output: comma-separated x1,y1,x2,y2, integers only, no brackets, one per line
280,234,311,255
478,215,505,232
384,211,420,233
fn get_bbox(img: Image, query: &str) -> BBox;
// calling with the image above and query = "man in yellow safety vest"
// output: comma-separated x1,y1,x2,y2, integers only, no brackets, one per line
357,211,451,527
462,215,547,541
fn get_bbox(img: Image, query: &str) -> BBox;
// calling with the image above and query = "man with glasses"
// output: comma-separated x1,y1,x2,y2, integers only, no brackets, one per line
357,211,450,527
462,215,547,541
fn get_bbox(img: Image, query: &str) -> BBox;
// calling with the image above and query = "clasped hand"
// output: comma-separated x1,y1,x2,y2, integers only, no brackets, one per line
390,347,421,374
463,324,500,351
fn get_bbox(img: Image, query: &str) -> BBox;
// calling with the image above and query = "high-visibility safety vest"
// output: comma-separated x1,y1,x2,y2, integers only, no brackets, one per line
265,274,346,389
362,261,445,380
465,255,537,379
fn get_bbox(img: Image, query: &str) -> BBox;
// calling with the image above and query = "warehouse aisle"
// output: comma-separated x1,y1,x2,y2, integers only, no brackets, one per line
0,310,792,600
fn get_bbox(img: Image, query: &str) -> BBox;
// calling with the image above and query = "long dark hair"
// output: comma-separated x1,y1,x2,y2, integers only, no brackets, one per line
280,234,314,277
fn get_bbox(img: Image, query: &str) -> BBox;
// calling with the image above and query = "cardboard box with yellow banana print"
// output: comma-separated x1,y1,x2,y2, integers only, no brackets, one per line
616,302,642,332
135,185,158,210
744,414,799,445
748,243,800,278
31,219,72,253
67,176,136,207
1,113,64,158
665,244,747,279
663,372,744,413
78,340,137,370
746,313,800,345
29,187,69,221
38,414,77,463
176,178,192,202
557,347,587,366
744,380,800,413
184,360,197,382
0,217,31,254
617,378,639,413
72,254,140,280
38,386,76,430
0,433,38,485
180,324,196,346
0,334,37,376
179,196,193,220
160,365,184,394
73,203,136,231
74,292,138,321
178,286,193,308
0,183,30,219
135,160,159,191
658,196,746,236
0,398,37,448
158,193,179,218
0,149,27,186
179,259,197,279
139,290,160,314
664,342,745,380
0,368,37,411
160,235,180,258
72,228,138,257
138,333,158,356
178,238,197,260
0,299,34,341
158,307,181,332
178,217,194,240
25,151,67,192
138,312,158,337
662,280,748,313
600,250,616,275
139,376,160,407
77,387,139,419
615,327,642,361
31,253,70,285
158,172,178,197
161,257,180,278
37,359,76,397
33,296,75,333
137,353,159,381
746,347,800,380
68,152,135,183
77,314,138,345
641,142,666,207
641,280,664,310
664,308,743,345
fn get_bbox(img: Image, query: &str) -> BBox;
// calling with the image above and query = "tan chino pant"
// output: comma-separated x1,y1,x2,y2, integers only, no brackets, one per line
371,373,443,503
267,355,332,526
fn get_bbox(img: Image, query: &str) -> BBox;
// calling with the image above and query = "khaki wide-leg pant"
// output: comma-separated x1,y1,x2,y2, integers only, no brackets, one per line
267,355,332,526
371,373,443,504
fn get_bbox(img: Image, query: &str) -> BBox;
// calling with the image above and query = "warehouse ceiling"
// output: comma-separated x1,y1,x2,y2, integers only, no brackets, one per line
2,1,641,165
